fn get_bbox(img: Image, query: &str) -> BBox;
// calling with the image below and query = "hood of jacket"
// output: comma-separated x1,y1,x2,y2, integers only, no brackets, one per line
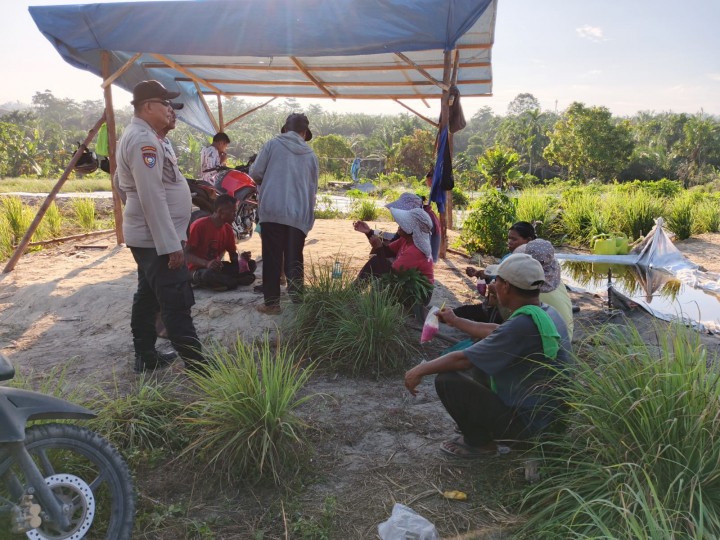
276,131,314,155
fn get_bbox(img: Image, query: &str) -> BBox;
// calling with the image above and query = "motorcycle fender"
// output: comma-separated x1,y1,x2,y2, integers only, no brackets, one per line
0,388,95,443
220,170,254,197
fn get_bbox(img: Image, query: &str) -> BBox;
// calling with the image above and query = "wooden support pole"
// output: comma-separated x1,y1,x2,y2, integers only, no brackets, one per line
100,52,141,89
151,53,222,95
438,50,453,259
3,115,106,273
225,97,277,128
393,100,438,128
194,82,220,133
216,94,224,131
102,51,124,245
290,56,335,99
395,52,450,92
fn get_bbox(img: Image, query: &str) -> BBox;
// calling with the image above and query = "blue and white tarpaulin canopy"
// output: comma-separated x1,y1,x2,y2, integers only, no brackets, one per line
30,0,497,134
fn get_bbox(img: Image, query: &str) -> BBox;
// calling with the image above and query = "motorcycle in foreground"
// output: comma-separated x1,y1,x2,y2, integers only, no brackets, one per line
186,160,258,241
0,353,135,539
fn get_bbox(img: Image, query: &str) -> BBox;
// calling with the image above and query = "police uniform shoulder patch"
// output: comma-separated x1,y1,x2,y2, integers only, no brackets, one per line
141,145,157,168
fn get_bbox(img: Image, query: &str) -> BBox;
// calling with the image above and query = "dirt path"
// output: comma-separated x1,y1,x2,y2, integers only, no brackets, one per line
1,221,718,538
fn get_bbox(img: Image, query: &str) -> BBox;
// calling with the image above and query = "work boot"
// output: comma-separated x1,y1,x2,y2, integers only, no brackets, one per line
133,349,178,374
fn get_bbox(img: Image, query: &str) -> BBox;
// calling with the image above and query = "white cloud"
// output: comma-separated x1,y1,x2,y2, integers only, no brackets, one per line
576,25,604,42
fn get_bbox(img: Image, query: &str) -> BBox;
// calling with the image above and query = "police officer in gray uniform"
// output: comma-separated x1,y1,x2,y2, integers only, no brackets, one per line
116,80,206,374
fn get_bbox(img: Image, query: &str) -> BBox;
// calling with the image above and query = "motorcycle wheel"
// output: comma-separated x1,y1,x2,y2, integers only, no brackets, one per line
233,187,257,241
0,423,135,540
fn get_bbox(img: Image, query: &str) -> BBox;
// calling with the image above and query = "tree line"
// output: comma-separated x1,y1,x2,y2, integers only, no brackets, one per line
1,91,718,188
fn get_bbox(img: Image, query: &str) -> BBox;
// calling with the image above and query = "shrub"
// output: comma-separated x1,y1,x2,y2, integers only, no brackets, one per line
287,258,416,377
378,268,433,309
459,189,516,256
450,187,470,209
182,335,314,485
314,195,343,219
665,194,694,240
345,188,368,200
72,197,96,231
520,323,720,539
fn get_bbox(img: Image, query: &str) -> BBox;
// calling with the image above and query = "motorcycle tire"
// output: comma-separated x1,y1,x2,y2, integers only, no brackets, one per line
0,423,136,540
233,187,257,241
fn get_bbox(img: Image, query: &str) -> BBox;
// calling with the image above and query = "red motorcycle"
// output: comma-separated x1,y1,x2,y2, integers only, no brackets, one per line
187,161,258,240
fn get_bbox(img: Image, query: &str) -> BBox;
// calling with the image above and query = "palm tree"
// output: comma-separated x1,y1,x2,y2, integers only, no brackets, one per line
476,146,520,190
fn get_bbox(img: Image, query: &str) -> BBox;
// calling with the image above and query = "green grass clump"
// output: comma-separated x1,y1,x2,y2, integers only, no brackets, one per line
287,258,416,377
560,190,596,244
1,196,33,244
351,198,379,221
614,188,663,240
44,202,63,238
71,197,96,231
182,335,314,485
694,197,720,234
515,189,559,240
665,194,694,240
88,375,187,454
520,323,720,539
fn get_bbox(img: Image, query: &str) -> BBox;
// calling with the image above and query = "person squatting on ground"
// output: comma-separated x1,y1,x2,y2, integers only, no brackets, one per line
116,80,207,374
200,132,230,188
404,254,572,458
249,113,319,315
185,194,256,291
355,206,435,306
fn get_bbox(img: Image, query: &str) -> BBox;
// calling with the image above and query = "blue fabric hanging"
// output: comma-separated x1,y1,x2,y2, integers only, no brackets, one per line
430,127,449,213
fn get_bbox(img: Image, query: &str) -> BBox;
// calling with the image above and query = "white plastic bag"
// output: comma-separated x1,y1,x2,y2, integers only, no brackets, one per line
378,503,440,540
420,306,440,343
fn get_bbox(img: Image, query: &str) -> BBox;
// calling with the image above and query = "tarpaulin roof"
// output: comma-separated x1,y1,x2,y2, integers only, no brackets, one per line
29,0,497,134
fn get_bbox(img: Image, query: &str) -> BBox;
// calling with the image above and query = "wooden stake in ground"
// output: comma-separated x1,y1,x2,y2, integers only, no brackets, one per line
2,115,106,274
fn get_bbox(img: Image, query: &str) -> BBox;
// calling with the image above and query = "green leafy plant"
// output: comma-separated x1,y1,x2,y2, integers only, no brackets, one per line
287,258,416,377
44,202,63,238
613,188,663,240
351,199,378,221
87,375,187,453
1,196,33,244
459,189,516,256
560,189,596,244
515,188,559,240
694,197,720,233
450,187,470,209
520,323,720,539
72,197,96,231
665,194,694,240
182,335,314,485
378,267,433,309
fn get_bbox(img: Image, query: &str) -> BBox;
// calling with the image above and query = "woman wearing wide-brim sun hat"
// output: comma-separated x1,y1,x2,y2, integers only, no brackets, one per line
514,239,574,339
356,206,434,305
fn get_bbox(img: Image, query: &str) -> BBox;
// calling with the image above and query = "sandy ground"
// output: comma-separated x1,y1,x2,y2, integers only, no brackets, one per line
1,220,719,538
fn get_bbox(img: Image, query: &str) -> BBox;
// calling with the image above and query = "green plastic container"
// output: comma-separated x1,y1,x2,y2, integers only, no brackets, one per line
592,234,616,255
614,234,629,255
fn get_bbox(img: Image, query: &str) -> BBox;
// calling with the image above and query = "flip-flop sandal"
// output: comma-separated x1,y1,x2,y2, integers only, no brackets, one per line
440,436,497,459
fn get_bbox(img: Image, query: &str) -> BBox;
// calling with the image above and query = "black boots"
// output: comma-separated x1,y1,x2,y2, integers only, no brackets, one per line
133,349,177,374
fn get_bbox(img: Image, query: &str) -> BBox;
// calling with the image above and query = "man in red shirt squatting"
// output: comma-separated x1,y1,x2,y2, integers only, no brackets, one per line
185,194,256,291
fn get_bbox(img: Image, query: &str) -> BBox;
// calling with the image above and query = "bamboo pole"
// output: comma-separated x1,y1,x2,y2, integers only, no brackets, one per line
438,50,453,259
3,115,106,273
102,51,124,245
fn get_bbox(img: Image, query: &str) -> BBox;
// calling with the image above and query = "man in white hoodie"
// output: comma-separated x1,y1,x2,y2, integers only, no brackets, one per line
249,113,319,314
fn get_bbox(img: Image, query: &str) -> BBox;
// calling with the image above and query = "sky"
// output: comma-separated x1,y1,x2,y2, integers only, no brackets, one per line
1,0,719,119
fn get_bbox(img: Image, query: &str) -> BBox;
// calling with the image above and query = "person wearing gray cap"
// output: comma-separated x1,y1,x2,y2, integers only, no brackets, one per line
249,113,319,314
116,80,206,374
404,254,572,458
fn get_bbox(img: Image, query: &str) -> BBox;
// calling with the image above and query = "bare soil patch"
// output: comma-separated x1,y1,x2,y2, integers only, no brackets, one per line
1,220,718,538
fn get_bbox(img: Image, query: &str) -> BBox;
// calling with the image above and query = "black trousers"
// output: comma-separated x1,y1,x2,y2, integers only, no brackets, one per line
260,222,306,306
192,261,256,289
434,371,529,446
453,303,503,324
129,247,204,367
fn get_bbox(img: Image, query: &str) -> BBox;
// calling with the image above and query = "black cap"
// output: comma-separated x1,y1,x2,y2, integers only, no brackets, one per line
131,80,180,106
281,113,312,141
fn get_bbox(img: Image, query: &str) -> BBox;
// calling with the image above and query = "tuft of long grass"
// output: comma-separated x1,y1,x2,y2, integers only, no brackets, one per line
287,257,416,377
515,189,559,240
1,196,33,244
614,189,663,240
519,323,720,539
560,190,596,244
0,216,12,260
44,202,63,238
665,194,694,240
694,198,720,234
72,197,96,231
88,375,187,453
352,198,379,221
181,335,315,485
